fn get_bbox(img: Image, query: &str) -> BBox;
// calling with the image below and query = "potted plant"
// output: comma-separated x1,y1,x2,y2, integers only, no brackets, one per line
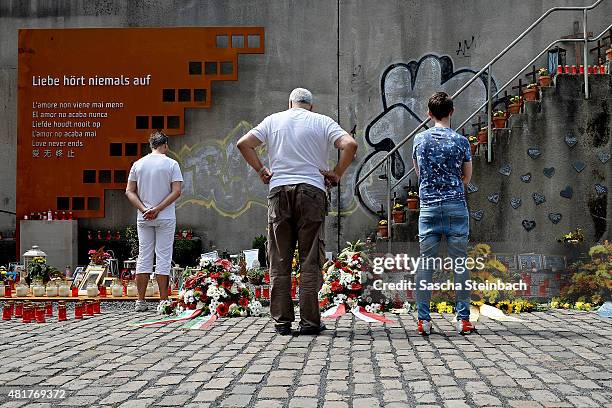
378,220,389,238
492,110,507,128
477,127,488,144
392,203,405,223
537,68,551,87
523,83,538,101
407,191,419,209
507,95,522,114
247,267,265,285
468,135,478,156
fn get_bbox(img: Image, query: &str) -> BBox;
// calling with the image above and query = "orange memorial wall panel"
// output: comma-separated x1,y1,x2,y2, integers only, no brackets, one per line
17,27,265,220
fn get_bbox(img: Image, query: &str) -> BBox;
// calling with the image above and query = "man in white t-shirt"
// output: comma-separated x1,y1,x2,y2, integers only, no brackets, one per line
237,88,358,335
126,131,183,312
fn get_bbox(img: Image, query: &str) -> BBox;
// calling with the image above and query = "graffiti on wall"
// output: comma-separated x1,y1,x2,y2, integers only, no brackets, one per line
351,54,497,215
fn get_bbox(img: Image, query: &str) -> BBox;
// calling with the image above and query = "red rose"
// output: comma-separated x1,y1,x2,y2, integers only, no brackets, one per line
331,281,342,292
351,283,362,291
239,297,249,307
222,281,232,290
348,293,356,299
210,272,220,279
320,298,330,307
216,303,229,317
352,254,360,260
334,261,342,268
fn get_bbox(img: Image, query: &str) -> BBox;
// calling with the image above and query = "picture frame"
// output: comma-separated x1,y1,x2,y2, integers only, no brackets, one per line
543,255,566,272
78,265,107,295
243,249,259,269
494,254,518,271
71,266,85,288
518,253,543,270
101,277,116,288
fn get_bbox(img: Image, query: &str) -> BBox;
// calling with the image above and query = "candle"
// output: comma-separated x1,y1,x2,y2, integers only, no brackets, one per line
85,301,94,316
45,302,53,317
2,303,11,320
99,285,107,298
127,282,138,297
14,302,23,318
4,284,11,298
35,307,46,323
0,284,5,297
93,301,101,314
15,283,28,297
111,281,123,297
22,305,31,323
71,287,79,297
58,281,70,297
75,302,83,319
58,302,67,321
46,283,58,297
86,284,98,298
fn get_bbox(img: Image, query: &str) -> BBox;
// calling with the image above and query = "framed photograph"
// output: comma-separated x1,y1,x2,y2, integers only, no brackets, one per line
71,266,86,288
518,253,543,270
543,255,566,271
494,254,518,271
243,249,259,269
78,265,107,295
201,251,219,262
101,277,115,288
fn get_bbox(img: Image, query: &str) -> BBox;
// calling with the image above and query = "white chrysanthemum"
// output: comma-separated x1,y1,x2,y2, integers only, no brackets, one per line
333,294,347,305
196,301,205,310
339,271,354,285
230,283,239,294
346,297,357,308
228,304,240,314
249,300,263,316
319,284,331,296
209,299,220,312
204,277,213,284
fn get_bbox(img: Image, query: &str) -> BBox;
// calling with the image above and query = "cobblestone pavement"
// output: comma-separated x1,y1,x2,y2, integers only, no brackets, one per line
0,307,610,408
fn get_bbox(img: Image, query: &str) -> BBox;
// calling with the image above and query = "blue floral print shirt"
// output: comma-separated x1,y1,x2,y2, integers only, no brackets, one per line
412,127,471,205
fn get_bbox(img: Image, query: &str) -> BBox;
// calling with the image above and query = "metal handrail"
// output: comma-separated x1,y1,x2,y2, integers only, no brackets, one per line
456,24,612,132
354,0,605,191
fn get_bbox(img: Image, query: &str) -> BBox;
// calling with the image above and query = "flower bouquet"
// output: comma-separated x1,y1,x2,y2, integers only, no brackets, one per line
88,247,111,265
319,241,393,324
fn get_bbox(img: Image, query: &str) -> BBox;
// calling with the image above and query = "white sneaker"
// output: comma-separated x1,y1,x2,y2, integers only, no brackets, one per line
135,300,148,312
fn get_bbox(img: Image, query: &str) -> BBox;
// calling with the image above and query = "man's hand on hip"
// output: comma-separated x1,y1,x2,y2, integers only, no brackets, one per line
258,167,273,184
320,169,341,188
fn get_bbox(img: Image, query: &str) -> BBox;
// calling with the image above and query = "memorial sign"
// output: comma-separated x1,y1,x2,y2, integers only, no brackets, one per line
17,27,265,222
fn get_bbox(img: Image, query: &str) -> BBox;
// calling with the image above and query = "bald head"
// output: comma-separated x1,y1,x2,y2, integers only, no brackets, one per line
289,88,313,109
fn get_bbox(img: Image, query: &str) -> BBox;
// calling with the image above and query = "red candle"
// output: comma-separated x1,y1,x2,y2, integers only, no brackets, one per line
9,301,14,316
99,285,107,298
556,65,563,74
93,301,101,314
71,287,79,297
255,287,262,299
45,302,53,317
564,65,570,74
579,65,584,74
22,306,30,323
2,303,11,320
600,65,606,74
5,284,11,298
14,302,22,318
263,287,270,299
35,307,46,323
588,65,593,74
58,303,67,321
571,65,577,74
85,302,94,316
75,303,83,319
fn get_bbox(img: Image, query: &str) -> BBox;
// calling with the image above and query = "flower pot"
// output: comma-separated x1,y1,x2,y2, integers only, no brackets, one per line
507,103,521,114
538,75,552,87
392,210,405,224
407,198,419,209
522,87,538,101
470,144,477,156
477,129,488,144
378,225,388,238
492,117,506,128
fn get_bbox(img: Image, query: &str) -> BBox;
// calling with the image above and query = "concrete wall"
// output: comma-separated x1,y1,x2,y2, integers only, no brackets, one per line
1,0,610,258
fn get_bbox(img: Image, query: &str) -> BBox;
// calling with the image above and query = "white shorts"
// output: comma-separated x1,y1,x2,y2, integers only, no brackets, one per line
136,218,176,276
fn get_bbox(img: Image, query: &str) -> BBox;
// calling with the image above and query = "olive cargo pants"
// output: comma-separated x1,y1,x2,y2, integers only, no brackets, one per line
267,183,326,329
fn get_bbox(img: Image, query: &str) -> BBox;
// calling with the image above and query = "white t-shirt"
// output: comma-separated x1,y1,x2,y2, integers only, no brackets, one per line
250,108,346,191
128,154,183,220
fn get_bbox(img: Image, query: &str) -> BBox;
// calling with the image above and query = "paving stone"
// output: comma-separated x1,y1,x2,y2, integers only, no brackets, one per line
219,394,252,407
353,398,381,408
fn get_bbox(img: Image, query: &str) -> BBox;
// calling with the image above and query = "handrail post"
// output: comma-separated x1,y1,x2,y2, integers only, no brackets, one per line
583,9,590,99
386,156,392,252
487,65,493,163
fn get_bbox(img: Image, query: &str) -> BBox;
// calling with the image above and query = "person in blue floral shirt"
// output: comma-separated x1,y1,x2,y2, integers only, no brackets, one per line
412,92,474,335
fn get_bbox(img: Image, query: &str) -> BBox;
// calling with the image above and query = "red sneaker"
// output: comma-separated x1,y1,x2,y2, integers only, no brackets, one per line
456,320,476,335
418,320,431,335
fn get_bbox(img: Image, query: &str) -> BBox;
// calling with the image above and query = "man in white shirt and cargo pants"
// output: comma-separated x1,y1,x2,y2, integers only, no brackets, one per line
238,88,357,335
125,131,183,312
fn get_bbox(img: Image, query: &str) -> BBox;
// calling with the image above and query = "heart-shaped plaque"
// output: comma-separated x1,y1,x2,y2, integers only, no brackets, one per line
560,185,573,199
543,167,555,178
510,197,522,209
573,161,586,173
548,213,562,224
532,192,546,205
520,173,532,183
522,219,536,231
498,164,512,177
595,184,608,195
470,210,484,221
488,193,500,204
466,183,478,194
598,151,610,164
527,147,541,159
565,133,578,148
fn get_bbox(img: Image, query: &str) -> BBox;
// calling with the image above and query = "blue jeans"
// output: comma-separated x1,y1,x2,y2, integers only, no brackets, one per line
415,199,470,321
